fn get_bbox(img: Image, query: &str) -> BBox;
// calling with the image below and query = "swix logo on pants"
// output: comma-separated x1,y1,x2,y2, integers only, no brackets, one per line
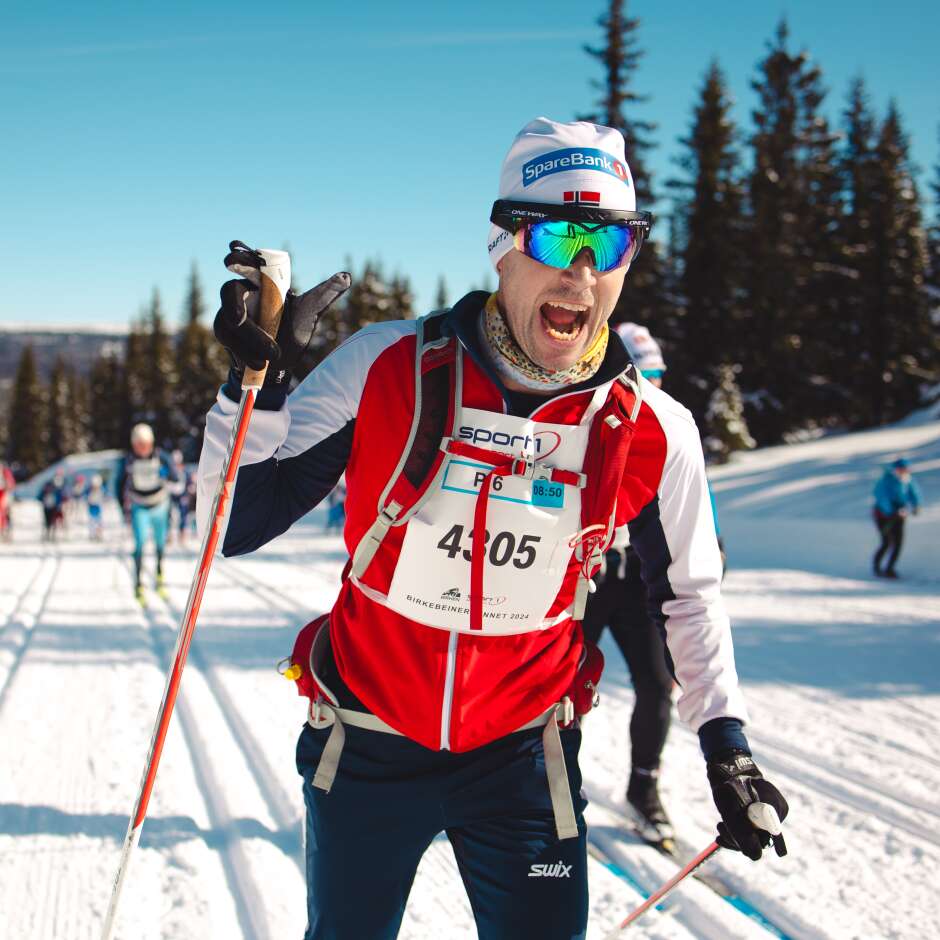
528,861,573,878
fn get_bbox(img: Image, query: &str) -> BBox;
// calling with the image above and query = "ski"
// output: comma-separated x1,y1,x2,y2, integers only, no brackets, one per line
587,791,795,938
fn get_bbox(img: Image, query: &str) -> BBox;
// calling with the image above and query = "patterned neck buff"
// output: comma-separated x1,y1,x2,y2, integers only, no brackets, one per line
478,293,609,392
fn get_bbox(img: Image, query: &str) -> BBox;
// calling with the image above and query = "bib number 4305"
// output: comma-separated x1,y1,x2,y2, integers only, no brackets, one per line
436,524,540,570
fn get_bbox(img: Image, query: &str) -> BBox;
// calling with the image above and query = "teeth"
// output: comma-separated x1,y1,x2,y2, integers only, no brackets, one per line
546,323,583,342
550,302,589,312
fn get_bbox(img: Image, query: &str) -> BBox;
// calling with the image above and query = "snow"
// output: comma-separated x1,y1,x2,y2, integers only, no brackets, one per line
1,413,938,939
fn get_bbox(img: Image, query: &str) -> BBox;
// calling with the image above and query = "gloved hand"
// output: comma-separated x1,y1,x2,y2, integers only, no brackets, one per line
707,752,789,860
214,240,350,387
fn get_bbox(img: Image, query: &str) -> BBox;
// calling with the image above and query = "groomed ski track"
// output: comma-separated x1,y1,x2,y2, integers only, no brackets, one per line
0,411,937,938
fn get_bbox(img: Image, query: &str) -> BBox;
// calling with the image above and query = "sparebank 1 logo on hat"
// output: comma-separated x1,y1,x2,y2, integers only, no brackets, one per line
522,148,631,187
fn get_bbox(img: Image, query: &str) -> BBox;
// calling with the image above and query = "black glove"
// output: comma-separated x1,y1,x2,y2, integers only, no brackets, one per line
707,752,789,861
214,240,350,387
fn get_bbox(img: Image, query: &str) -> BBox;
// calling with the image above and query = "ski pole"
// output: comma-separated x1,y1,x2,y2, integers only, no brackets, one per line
607,801,784,935
100,247,290,940
604,840,720,936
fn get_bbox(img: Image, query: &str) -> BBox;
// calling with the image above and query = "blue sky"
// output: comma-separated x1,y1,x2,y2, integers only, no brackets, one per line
2,1,938,328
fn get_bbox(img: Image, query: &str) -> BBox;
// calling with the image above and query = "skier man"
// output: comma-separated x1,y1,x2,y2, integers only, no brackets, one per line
118,423,177,602
199,117,789,940
872,457,921,579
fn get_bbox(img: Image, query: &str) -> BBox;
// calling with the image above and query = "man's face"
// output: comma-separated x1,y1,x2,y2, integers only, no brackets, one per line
497,247,627,373
132,439,153,458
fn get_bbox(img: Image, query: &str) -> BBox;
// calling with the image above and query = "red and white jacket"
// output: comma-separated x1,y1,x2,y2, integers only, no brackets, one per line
197,293,749,754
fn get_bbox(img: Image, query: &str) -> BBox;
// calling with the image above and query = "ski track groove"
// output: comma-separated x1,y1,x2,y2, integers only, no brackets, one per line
122,561,273,940
0,552,62,718
151,577,305,872
748,742,940,850
747,728,940,822
783,686,940,772
0,552,44,620
217,557,325,619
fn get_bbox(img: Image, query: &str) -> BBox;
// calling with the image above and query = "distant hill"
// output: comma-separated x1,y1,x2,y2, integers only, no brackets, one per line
0,324,131,422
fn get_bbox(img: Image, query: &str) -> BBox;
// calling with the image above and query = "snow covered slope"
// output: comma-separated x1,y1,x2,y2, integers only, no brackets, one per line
0,412,937,939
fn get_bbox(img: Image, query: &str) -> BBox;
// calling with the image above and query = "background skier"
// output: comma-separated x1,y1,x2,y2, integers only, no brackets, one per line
0,460,14,541
118,422,177,603
85,473,105,541
39,471,66,541
872,457,921,578
581,322,676,846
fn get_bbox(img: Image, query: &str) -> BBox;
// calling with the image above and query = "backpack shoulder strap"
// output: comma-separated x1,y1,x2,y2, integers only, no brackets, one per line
570,364,643,618
350,311,462,579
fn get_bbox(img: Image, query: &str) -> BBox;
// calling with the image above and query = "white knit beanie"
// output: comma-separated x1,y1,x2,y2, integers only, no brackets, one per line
488,117,637,269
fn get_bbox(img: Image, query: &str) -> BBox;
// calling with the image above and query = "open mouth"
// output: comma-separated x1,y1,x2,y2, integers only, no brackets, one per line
540,301,589,343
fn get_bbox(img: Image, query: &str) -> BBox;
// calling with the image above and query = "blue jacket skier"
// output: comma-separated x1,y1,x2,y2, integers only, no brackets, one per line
872,458,921,578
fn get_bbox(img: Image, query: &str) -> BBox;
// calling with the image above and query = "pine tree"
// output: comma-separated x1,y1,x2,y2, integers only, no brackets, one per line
141,289,176,446
121,317,149,447
435,275,449,310
89,351,124,450
862,103,936,423
837,78,881,426
791,62,846,430
174,264,228,457
69,370,92,455
927,125,940,306
666,60,746,425
742,20,841,442
582,0,671,331
46,355,75,464
297,259,406,377
343,261,396,337
703,364,756,463
582,0,656,202
6,346,47,476
390,274,416,320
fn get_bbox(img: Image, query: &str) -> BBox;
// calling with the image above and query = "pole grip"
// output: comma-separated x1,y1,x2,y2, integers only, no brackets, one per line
242,247,291,389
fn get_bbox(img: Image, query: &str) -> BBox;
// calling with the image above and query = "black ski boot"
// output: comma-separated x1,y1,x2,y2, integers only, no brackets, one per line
626,768,674,846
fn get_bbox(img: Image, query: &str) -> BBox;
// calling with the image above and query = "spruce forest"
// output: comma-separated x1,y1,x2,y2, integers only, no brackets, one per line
5,5,939,478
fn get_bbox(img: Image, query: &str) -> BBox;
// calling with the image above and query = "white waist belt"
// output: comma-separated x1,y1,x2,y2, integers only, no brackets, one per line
304,622,579,841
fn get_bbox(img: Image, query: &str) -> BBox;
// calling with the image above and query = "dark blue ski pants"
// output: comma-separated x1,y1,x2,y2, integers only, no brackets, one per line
296,720,588,940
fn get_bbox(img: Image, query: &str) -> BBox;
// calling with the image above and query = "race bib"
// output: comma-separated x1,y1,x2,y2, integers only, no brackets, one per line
385,406,593,635
131,457,161,492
